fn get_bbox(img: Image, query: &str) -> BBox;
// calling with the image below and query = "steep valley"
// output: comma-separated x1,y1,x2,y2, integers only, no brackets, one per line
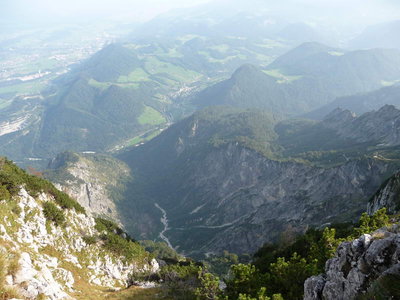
46,105,400,258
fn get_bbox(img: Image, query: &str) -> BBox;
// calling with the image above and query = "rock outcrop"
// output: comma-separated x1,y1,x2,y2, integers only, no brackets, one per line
46,152,131,223
122,139,397,256
322,105,400,146
0,186,158,299
368,171,400,215
304,227,400,300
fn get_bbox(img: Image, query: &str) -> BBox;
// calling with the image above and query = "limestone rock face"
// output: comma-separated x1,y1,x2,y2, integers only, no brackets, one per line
47,152,131,223
322,105,400,146
116,106,400,257
368,171,400,215
147,142,395,256
0,187,158,300
304,228,400,300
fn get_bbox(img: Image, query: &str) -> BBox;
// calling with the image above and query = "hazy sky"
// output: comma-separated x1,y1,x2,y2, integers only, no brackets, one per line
1,0,399,25
1,0,212,23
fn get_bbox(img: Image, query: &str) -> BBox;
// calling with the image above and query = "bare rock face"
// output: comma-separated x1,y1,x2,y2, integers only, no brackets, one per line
322,105,400,146
304,228,400,300
368,171,400,215
154,143,396,256
47,152,131,224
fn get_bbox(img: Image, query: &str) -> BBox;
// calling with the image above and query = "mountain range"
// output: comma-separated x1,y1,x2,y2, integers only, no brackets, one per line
1,40,400,166
192,43,400,115
305,84,400,119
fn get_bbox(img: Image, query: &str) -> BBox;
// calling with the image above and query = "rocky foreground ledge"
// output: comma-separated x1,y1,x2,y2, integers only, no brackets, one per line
304,226,400,299
0,187,159,299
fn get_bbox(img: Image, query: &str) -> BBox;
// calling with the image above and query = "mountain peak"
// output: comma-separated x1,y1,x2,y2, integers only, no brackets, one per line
268,41,336,69
231,64,262,78
81,43,140,82
377,104,398,114
323,107,356,125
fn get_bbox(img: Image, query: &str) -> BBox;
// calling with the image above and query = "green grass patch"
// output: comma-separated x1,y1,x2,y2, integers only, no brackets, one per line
87,78,112,90
328,51,345,56
117,68,150,83
88,78,140,90
256,39,286,49
263,69,303,84
128,129,163,146
198,51,247,63
208,44,230,53
382,79,400,86
144,57,201,83
138,106,166,126
0,80,46,96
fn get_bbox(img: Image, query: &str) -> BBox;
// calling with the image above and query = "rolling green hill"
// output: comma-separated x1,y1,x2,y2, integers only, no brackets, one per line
192,64,297,113
80,43,142,82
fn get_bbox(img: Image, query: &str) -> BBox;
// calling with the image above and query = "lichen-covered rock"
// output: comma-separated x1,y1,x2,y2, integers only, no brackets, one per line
304,230,400,300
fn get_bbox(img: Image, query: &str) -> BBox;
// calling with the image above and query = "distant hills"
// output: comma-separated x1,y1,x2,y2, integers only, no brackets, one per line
192,42,400,115
192,64,296,114
0,35,289,164
350,20,400,50
305,84,400,119
2,39,400,165
80,44,141,82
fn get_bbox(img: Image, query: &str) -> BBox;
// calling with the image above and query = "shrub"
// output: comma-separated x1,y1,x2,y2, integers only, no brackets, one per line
95,217,121,234
101,232,146,262
354,208,390,237
195,269,223,300
140,240,181,261
49,189,85,214
129,268,154,284
225,264,266,299
42,202,65,227
0,185,10,201
159,263,201,300
160,263,200,282
82,236,97,245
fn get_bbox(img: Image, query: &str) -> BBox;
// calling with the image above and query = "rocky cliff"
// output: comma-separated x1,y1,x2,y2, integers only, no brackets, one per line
304,226,400,300
161,144,395,256
46,152,131,224
368,171,400,215
116,106,400,257
0,159,158,299
322,105,400,146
